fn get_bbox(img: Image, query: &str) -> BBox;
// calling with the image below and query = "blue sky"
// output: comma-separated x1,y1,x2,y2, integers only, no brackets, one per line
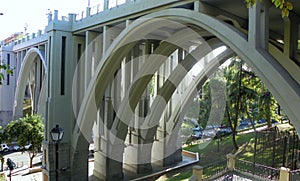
0,0,98,40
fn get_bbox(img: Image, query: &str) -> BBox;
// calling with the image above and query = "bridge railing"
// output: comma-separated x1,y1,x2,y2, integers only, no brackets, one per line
75,0,131,21
1,29,47,47
235,158,280,180
188,154,294,181
289,169,300,180
11,31,48,51
202,159,227,180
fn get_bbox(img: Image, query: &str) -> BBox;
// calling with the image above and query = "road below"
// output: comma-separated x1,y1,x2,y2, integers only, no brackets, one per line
1,151,42,170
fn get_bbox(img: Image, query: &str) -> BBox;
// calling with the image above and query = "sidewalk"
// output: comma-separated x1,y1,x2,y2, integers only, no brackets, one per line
3,152,198,181
3,166,42,181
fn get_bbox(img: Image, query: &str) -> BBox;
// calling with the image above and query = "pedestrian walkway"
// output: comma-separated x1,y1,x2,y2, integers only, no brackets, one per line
1,152,43,181
3,166,42,181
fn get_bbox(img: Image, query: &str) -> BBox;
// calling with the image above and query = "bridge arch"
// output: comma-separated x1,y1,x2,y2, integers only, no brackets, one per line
72,8,300,179
107,38,229,165
13,48,47,119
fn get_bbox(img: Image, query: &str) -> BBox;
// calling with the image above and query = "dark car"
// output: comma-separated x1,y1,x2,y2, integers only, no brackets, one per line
271,119,278,124
257,119,267,124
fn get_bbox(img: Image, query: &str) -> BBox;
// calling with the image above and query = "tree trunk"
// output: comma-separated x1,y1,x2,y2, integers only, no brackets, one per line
267,109,271,127
246,111,256,132
232,131,239,150
29,157,33,168
28,151,35,168
231,62,243,150
226,104,239,150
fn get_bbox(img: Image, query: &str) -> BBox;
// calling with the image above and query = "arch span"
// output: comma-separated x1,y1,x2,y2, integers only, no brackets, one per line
162,48,234,154
118,45,235,169
72,8,300,179
13,48,47,119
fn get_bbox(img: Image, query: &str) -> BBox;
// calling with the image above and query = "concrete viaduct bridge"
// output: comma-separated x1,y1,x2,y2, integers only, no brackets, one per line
5,0,300,180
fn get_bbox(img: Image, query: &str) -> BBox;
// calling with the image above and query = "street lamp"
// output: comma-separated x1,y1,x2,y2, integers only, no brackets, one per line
50,124,64,181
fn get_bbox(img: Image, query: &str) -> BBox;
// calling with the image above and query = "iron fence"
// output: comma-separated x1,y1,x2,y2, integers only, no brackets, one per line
202,159,227,180
254,127,300,170
236,159,280,180
289,169,300,180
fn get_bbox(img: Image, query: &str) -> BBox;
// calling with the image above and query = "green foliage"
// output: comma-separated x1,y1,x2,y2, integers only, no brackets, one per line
5,114,44,147
183,132,255,165
149,76,155,96
0,63,13,85
194,70,226,128
0,173,5,181
224,58,258,149
245,0,262,8
4,114,44,168
245,0,293,17
193,57,282,150
198,81,211,127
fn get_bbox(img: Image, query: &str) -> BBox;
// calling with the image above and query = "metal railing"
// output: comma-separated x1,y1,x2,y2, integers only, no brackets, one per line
289,169,300,180
202,159,227,180
75,0,127,21
236,159,280,180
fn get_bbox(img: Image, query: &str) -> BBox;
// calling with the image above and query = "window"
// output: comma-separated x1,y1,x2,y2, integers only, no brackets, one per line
6,54,10,85
60,36,66,95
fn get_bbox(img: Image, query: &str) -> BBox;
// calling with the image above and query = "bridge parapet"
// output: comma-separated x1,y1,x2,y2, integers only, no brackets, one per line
47,10,76,23
74,0,128,21
12,30,47,51
72,0,196,33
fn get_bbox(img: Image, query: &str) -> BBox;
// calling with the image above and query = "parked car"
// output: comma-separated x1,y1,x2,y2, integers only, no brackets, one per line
257,119,278,124
0,143,9,152
257,119,267,124
271,119,278,124
12,144,32,151
191,130,202,139
11,145,21,151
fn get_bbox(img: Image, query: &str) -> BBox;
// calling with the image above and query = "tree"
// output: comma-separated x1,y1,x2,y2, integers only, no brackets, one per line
0,126,5,171
224,58,257,150
193,70,226,129
256,82,282,127
5,114,44,168
197,81,211,128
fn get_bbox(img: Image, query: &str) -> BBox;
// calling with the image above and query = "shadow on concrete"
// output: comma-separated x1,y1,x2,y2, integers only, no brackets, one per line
89,151,199,181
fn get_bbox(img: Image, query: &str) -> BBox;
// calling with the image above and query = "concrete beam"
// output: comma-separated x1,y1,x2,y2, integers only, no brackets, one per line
248,1,270,49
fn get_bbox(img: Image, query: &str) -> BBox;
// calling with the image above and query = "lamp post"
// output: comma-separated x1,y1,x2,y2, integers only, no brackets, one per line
50,124,64,181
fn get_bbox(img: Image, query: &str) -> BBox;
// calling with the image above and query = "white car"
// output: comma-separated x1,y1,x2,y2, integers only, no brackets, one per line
24,144,32,149
0,143,9,152
12,145,21,151
13,144,32,151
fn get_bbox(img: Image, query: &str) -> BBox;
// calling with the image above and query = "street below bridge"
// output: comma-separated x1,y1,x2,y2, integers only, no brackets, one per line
2,150,43,170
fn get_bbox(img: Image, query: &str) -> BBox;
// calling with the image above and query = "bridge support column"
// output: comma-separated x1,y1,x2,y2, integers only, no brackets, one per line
44,19,76,181
43,142,72,181
248,1,270,49
93,85,125,180
70,146,89,181
124,118,153,174
152,127,182,167
84,31,99,90
284,15,299,63
123,42,154,173
93,144,124,181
